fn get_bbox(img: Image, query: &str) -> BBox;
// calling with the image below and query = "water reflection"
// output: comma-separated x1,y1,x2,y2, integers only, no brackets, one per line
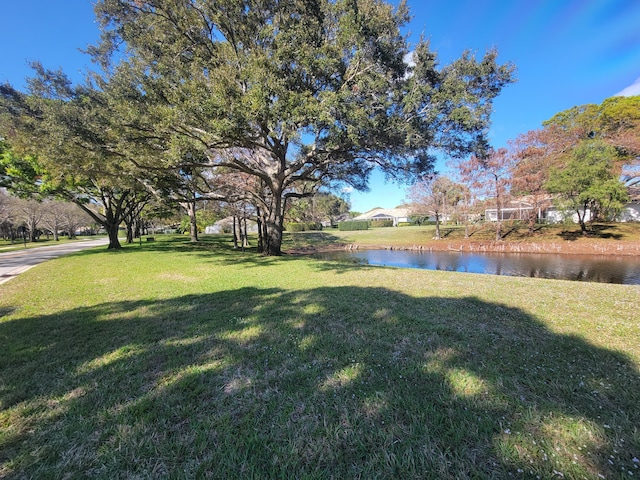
315,250,640,285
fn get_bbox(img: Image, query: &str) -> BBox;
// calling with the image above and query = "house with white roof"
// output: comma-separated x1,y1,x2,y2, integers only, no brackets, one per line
352,207,411,226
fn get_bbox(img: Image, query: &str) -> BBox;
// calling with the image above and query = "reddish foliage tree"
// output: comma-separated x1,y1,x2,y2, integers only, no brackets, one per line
456,148,514,241
406,175,459,240
508,129,563,233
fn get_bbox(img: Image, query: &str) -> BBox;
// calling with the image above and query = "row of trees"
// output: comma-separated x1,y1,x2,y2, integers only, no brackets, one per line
0,0,514,255
0,190,92,242
406,95,640,239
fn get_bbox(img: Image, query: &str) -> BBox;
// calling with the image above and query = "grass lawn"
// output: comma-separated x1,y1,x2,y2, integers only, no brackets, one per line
1,235,639,479
283,222,640,253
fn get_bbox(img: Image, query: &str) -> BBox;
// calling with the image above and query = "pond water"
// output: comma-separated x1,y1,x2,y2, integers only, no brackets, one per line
314,249,640,285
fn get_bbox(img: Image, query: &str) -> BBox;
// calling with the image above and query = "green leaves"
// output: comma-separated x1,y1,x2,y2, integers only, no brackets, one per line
91,0,514,176
2,0,516,254
546,140,629,227
543,95,640,160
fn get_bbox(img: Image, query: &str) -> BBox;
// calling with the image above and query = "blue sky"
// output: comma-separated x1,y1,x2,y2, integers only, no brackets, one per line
2,1,640,213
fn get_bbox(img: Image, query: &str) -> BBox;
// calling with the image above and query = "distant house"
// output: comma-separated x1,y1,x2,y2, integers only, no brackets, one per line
481,178,640,225
484,200,540,222
618,205,640,221
352,207,411,226
321,213,351,228
543,206,595,224
205,217,259,234
486,200,601,225
544,177,640,223
618,179,640,222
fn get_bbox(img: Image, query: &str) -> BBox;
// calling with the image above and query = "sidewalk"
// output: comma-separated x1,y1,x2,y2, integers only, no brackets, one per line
0,237,109,285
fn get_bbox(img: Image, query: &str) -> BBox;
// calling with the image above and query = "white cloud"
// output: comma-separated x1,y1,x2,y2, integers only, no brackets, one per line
341,186,354,194
403,51,415,80
404,51,415,68
615,77,640,97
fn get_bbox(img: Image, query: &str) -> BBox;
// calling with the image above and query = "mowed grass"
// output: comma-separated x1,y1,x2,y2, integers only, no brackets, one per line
1,235,639,479
282,222,640,251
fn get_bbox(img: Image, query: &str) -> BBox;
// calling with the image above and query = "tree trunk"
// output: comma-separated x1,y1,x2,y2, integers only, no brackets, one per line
185,200,198,242
106,222,121,249
256,208,264,253
434,212,441,239
463,194,470,238
53,219,59,241
579,221,587,235
125,221,134,244
262,191,285,256
134,219,141,239
494,174,503,241
527,209,536,235
240,219,245,252
495,198,503,241
29,220,38,242
103,201,122,249
243,217,249,248
264,219,283,255
232,216,239,249
577,205,588,235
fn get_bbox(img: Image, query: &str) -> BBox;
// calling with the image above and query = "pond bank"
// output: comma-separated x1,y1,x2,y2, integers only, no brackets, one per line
288,239,640,256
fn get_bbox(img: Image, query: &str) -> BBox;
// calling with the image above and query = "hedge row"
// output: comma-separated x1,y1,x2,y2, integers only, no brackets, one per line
284,222,323,232
369,219,394,228
338,220,369,231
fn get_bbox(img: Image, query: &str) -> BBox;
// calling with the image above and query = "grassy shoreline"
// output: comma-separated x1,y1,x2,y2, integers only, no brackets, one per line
1,235,639,478
283,222,640,256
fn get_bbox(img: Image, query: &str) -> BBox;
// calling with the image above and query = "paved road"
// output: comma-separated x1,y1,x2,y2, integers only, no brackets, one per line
0,238,110,285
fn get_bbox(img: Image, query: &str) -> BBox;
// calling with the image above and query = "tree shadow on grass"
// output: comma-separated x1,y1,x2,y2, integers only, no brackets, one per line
69,235,272,269
282,231,345,251
589,224,624,240
70,234,351,271
0,307,16,319
558,224,624,241
500,225,520,239
1,287,638,479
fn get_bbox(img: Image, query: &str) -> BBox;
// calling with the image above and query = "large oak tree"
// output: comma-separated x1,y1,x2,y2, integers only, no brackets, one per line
88,0,514,255
0,72,152,250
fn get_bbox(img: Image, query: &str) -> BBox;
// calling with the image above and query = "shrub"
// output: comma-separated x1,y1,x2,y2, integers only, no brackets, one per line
304,222,323,231
285,222,323,232
370,219,394,228
284,222,306,232
338,220,369,231
397,222,413,227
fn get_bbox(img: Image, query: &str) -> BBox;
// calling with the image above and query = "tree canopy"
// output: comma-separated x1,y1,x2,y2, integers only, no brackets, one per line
543,95,640,160
406,175,461,239
86,0,514,254
0,73,153,249
1,1,515,253
545,139,629,233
